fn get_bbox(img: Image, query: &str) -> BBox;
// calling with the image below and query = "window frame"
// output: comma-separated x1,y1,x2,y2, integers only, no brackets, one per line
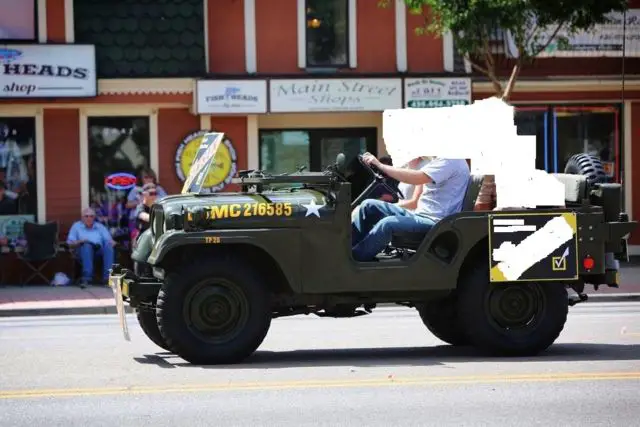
0,107,45,223
298,0,357,70
80,108,158,211
258,127,378,173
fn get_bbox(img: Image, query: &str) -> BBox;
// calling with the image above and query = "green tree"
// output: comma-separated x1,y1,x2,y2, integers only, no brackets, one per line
380,0,629,100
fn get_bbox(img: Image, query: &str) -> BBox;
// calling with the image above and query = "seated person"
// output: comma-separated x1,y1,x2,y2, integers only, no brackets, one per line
0,180,17,215
351,153,470,261
66,207,116,287
134,183,157,236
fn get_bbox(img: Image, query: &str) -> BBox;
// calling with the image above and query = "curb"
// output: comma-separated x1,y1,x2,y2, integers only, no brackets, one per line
0,293,639,318
0,305,134,318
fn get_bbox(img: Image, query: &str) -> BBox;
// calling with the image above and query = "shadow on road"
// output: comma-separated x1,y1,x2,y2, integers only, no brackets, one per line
133,342,640,369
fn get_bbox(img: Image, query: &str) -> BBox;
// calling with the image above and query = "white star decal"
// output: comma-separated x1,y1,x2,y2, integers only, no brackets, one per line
302,199,325,217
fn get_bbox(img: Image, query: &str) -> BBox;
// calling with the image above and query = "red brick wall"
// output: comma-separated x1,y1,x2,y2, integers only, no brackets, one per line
255,0,299,73
353,0,396,73
207,0,246,73
46,0,66,42
43,109,81,234
211,117,247,192
406,7,443,72
157,109,201,195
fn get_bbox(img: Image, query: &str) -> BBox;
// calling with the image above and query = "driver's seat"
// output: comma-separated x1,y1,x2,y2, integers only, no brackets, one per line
390,174,485,251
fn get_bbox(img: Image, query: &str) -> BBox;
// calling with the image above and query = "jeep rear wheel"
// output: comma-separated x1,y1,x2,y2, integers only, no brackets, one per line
416,295,469,346
136,308,171,352
157,258,272,365
458,263,568,356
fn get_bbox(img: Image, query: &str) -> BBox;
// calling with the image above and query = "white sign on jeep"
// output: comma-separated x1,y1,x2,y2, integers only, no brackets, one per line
382,96,566,209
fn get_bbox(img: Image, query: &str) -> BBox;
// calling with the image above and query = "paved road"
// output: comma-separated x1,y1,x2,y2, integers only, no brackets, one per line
1,303,639,426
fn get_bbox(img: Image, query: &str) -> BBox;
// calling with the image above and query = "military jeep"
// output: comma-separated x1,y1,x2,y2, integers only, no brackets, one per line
109,135,636,365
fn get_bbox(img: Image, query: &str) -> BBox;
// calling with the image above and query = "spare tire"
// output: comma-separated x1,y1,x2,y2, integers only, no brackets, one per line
564,153,607,185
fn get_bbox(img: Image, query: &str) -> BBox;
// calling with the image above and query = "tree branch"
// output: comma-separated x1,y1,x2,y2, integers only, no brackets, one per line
530,21,566,58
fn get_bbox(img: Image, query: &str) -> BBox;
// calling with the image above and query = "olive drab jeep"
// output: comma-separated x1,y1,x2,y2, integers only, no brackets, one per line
109,132,637,365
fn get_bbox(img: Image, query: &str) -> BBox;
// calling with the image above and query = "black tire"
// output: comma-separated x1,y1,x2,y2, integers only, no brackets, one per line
457,262,568,357
136,308,171,352
156,257,272,365
564,153,607,185
416,295,469,346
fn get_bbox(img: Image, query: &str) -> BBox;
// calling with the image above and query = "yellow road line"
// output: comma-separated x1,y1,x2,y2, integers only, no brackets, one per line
1,372,640,400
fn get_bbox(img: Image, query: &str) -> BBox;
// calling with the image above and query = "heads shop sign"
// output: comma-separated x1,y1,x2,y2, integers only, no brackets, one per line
269,78,402,113
0,44,96,98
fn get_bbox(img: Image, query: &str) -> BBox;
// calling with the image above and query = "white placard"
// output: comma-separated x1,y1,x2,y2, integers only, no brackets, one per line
196,80,268,114
505,9,640,58
270,78,402,113
404,77,471,108
0,44,96,98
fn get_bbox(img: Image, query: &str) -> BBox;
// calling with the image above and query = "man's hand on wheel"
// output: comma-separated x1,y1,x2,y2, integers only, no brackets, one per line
362,152,381,169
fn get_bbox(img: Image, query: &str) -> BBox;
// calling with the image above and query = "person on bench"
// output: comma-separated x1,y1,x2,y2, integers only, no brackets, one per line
351,153,470,262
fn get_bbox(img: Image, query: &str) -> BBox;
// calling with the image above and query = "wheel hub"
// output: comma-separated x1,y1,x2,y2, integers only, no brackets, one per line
183,280,249,343
488,285,544,330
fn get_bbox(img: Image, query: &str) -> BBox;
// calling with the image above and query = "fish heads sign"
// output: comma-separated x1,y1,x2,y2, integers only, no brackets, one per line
175,130,238,193
269,78,402,113
0,44,97,98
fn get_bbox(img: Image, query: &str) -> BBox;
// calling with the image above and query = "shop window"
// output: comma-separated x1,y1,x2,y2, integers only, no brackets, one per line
87,117,150,240
259,128,376,198
73,0,205,78
0,117,37,218
553,106,620,180
514,108,548,171
306,0,349,67
0,0,36,41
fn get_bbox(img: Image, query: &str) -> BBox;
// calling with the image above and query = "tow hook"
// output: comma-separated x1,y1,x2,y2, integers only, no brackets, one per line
568,292,588,306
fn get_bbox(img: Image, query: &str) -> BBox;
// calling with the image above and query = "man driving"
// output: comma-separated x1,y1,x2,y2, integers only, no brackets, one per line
351,153,470,261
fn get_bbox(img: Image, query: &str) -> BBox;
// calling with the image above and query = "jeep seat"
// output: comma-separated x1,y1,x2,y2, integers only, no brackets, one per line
390,174,485,251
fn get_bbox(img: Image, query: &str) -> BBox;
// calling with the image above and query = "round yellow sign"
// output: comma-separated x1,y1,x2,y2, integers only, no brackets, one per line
175,130,238,192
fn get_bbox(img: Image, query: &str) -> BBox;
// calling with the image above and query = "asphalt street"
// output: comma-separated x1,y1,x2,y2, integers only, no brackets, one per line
1,302,639,426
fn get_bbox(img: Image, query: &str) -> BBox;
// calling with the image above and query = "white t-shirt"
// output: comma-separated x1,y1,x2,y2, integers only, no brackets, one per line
415,158,470,220
398,158,427,199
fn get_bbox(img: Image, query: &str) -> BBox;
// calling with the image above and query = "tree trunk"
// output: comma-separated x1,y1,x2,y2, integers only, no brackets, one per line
501,63,521,102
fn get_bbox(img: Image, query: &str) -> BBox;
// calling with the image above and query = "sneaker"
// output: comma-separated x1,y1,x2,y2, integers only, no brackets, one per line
78,279,89,289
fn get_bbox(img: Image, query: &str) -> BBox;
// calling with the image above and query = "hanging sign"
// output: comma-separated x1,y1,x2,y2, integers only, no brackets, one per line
175,130,238,193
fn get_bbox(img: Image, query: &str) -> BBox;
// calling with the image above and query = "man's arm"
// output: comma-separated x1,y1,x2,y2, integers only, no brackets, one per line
97,223,116,246
376,163,432,185
396,184,423,210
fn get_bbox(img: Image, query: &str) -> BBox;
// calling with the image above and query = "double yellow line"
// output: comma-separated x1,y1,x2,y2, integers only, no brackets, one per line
1,371,639,400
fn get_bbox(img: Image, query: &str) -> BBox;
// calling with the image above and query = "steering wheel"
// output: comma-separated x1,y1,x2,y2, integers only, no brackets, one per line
357,154,405,201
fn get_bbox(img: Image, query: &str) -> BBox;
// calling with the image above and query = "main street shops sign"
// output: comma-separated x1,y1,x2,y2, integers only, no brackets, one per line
269,78,402,113
404,78,471,108
0,44,97,98
195,80,268,114
505,9,640,58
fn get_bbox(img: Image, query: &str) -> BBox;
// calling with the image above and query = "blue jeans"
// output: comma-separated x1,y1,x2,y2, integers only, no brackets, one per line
77,242,115,281
351,199,436,261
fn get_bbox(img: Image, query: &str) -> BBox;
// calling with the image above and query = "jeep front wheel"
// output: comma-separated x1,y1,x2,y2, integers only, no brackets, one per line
457,263,568,357
156,258,272,365
136,308,171,352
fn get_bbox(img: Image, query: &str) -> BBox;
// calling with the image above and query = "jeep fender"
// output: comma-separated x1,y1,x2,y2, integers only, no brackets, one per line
131,229,153,263
147,229,302,293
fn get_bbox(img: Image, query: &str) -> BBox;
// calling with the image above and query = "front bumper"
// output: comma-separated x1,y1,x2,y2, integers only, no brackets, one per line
109,264,163,341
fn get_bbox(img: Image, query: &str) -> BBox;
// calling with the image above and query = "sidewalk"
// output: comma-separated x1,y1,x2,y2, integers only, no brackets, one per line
1,266,640,317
